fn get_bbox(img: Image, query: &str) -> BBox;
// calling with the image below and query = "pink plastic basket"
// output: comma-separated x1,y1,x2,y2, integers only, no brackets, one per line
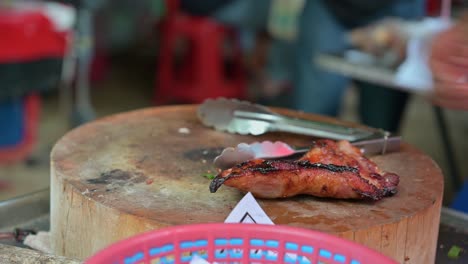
86,223,397,264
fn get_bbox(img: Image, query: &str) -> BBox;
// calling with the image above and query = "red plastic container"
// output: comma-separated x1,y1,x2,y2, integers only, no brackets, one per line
0,7,68,63
86,223,397,264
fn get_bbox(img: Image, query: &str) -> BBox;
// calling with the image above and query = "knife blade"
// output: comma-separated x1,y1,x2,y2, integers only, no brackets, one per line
213,136,401,169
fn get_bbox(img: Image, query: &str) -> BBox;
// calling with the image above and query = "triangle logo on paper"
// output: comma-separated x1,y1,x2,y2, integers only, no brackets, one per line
240,212,256,224
224,192,274,225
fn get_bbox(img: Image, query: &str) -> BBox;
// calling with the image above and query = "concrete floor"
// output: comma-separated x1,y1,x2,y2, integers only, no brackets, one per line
0,55,467,205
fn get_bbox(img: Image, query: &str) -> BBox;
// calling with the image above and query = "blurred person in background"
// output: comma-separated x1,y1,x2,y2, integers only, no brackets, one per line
429,12,468,212
179,0,426,132
263,0,426,133
430,12,468,110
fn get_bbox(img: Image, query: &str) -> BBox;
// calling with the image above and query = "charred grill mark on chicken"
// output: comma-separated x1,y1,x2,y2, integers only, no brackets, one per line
209,139,399,201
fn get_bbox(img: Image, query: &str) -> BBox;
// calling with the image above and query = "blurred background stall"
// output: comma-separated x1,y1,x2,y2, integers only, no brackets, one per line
0,0,467,212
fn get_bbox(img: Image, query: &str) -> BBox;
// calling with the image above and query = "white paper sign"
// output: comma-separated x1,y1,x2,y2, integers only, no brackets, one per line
189,193,304,264
189,255,219,264
224,192,274,225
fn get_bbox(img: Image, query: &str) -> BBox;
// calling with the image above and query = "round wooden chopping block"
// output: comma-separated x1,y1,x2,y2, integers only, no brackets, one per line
50,105,443,263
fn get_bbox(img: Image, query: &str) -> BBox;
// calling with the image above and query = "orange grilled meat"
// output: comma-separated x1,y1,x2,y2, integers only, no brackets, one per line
209,140,399,200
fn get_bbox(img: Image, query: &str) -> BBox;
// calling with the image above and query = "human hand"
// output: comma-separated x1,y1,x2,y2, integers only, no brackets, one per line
347,18,407,66
429,14,468,110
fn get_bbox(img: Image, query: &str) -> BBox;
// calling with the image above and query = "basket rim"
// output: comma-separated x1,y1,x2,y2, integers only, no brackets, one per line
86,223,398,264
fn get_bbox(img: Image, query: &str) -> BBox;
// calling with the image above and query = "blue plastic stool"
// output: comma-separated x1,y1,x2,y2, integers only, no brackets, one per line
0,97,24,148
451,181,468,213
0,95,40,164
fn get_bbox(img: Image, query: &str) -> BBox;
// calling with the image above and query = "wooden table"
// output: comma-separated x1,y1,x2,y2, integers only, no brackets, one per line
50,105,444,263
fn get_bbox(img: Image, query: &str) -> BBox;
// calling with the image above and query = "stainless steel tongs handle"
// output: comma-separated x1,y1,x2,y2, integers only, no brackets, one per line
234,110,377,141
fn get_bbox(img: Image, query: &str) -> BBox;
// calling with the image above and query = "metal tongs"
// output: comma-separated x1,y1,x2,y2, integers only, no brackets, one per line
198,98,386,141
197,98,401,169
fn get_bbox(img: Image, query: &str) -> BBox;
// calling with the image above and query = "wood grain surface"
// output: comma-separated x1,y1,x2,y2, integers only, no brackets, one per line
50,105,444,263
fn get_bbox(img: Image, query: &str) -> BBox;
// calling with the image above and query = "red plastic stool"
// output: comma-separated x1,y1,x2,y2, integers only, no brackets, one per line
155,0,246,104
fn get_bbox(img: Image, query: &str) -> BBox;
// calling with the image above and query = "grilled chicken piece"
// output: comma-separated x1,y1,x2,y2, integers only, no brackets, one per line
210,140,399,200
